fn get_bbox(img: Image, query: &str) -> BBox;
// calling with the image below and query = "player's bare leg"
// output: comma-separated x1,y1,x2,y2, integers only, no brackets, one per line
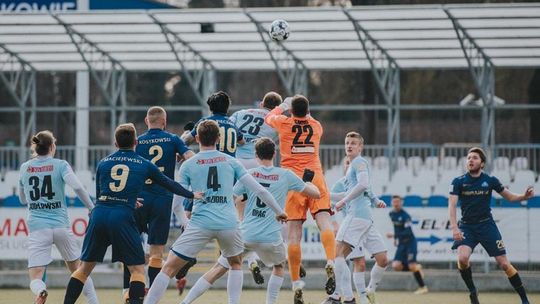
314,211,337,295
147,245,165,286
287,220,305,304
456,245,479,304
366,251,388,304
29,267,48,304
494,255,529,304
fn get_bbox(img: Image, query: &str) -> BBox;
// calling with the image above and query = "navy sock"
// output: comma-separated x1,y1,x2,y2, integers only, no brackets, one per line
63,277,84,304
459,266,477,294
123,264,131,289
148,266,161,286
413,270,425,287
128,280,146,304
509,273,529,303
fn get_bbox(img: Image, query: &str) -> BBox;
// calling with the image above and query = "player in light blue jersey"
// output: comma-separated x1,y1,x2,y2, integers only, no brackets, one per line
230,92,281,169
18,131,98,304
145,121,286,304
330,132,388,304
180,137,320,304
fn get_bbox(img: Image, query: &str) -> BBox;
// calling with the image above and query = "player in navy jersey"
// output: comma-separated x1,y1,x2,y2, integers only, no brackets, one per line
181,91,244,157
63,123,202,304
128,107,194,291
449,147,533,304
386,195,428,294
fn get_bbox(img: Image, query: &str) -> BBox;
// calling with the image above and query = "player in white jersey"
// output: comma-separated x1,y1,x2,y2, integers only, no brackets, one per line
18,131,99,304
144,121,286,304
180,137,320,304
330,132,388,304
230,91,281,170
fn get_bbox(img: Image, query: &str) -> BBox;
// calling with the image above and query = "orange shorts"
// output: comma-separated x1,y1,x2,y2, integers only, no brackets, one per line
285,169,331,221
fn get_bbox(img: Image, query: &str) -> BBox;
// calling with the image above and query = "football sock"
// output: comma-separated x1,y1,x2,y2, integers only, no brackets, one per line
82,276,99,304
123,264,131,289
148,257,163,287
413,270,425,288
508,273,529,303
335,256,354,300
144,272,170,304
227,269,243,304
288,244,302,281
353,272,368,303
321,230,336,261
266,274,284,304
183,277,212,304
64,270,87,304
459,266,477,294
30,279,46,296
128,273,146,304
367,263,386,292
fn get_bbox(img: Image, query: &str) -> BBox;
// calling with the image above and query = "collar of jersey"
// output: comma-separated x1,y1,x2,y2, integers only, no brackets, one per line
36,155,52,160
212,112,227,116
198,149,217,154
148,128,163,132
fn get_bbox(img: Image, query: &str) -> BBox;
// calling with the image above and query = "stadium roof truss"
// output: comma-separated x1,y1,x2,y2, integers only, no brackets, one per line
1,3,540,168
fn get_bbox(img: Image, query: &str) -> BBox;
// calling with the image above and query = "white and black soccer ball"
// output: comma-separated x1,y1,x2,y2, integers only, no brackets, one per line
269,19,290,41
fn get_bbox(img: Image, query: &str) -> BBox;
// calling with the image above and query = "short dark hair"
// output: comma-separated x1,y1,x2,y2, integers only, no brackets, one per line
262,92,282,110
392,195,402,200
468,147,487,163
197,120,220,146
31,130,55,156
207,91,231,114
291,95,309,117
255,137,276,160
115,123,137,149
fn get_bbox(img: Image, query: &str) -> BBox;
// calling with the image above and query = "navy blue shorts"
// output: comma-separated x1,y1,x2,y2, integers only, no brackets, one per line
394,239,417,265
138,192,173,245
451,219,506,257
81,205,145,266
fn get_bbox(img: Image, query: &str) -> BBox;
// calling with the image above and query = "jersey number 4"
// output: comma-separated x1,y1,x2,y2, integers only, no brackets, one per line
28,175,55,201
207,166,221,191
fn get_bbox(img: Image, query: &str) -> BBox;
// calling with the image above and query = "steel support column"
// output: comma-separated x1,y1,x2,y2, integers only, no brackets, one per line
245,11,308,96
149,14,216,115
0,43,36,163
343,8,400,175
446,9,495,160
52,14,127,142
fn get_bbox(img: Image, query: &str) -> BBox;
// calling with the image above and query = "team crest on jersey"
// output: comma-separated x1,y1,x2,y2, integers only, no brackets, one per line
481,181,489,187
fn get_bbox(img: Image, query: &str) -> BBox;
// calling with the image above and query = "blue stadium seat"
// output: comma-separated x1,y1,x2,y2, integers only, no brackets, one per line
527,196,540,208
404,195,423,207
499,199,524,208
427,195,447,207
1,195,22,207
380,195,392,206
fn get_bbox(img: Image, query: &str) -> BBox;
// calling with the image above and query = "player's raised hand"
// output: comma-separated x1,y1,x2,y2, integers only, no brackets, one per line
276,213,288,223
523,186,534,200
452,227,464,241
193,191,205,200
376,200,386,208
385,232,394,239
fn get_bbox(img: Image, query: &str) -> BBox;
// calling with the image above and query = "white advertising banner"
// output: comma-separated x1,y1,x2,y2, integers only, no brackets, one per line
0,208,89,260
301,207,536,263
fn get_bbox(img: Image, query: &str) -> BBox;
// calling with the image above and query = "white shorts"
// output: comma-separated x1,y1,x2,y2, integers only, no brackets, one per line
27,228,80,268
362,225,387,256
237,158,259,170
171,224,244,259
336,216,372,248
347,245,364,260
217,241,287,268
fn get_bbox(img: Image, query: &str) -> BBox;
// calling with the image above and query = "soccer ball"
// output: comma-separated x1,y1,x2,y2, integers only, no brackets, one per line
269,19,290,41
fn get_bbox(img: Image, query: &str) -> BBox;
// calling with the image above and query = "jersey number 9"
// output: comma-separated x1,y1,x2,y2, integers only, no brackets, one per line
109,164,130,192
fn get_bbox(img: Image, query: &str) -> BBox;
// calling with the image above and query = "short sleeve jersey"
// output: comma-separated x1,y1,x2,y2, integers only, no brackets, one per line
95,150,181,209
191,113,243,157
136,128,189,196
344,156,373,220
389,209,415,242
19,157,71,232
179,150,247,230
234,166,305,243
265,109,323,174
229,108,278,159
450,172,504,224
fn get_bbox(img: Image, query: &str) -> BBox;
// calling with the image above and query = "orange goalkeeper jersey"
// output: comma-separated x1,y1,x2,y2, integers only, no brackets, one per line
265,107,323,174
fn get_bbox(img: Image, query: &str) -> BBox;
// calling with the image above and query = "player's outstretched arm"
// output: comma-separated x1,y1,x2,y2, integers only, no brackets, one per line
63,170,95,210
238,174,284,216
335,172,369,210
448,194,463,241
500,186,534,202
149,164,197,199
264,98,291,128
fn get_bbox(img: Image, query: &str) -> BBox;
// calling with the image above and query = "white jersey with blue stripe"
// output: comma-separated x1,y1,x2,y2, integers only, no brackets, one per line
179,150,247,230
230,108,278,159
19,156,72,232
234,166,305,243
344,156,374,220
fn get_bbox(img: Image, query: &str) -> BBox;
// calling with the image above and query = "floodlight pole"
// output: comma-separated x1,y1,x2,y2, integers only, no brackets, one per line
0,43,37,165
245,10,309,97
149,13,216,116
343,8,401,176
52,13,127,145
445,8,496,161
